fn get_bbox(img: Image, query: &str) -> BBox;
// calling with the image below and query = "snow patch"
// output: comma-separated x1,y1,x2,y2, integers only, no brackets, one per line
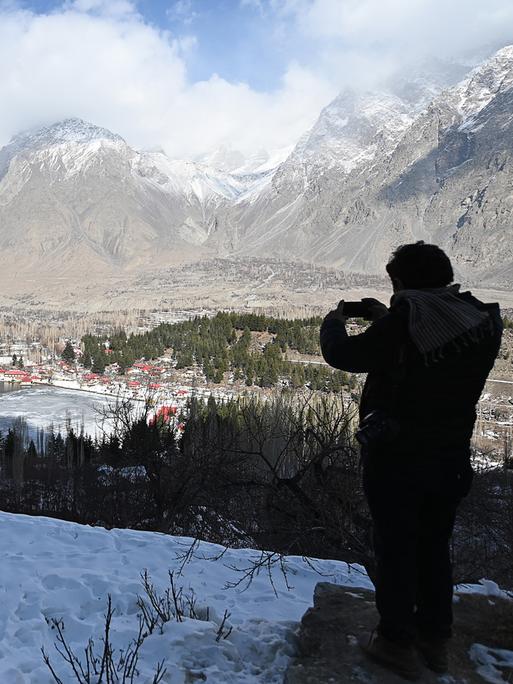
0,512,372,682
469,643,513,684
456,579,513,601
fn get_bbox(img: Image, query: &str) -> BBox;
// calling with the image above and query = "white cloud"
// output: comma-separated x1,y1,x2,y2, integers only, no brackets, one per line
0,3,334,159
278,0,513,85
63,0,137,17
174,33,198,56
166,0,199,25
172,62,334,159
1,0,513,161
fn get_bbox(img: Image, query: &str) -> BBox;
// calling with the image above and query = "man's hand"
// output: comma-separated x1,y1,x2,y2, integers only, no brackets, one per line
362,298,389,322
323,300,347,324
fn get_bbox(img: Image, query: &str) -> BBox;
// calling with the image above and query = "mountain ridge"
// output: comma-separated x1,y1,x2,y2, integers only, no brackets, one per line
219,45,513,286
1,46,513,302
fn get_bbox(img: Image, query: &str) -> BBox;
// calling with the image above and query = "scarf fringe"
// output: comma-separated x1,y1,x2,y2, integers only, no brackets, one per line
422,316,495,366
393,285,495,365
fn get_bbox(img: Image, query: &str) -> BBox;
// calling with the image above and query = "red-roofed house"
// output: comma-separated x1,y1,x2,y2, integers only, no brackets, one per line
5,369,27,377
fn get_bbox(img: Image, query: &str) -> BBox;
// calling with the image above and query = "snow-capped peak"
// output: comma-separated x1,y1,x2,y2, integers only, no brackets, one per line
198,144,291,175
10,118,125,151
137,152,272,203
0,118,274,204
286,88,416,176
451,45,513,119
0,118,127,181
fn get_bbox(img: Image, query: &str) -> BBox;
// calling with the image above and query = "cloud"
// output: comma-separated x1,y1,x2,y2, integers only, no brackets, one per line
0,2,334,160
166,0,199,26
63,0,138,17
1,0,513,162
174,62,334,159
275,0,513,86
0,6,186,146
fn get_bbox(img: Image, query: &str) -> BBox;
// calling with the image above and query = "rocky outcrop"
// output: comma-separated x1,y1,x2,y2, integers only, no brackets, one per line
285,583,513,684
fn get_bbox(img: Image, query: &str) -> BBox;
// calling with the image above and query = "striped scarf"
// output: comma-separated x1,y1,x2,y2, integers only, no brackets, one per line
392,285,493,362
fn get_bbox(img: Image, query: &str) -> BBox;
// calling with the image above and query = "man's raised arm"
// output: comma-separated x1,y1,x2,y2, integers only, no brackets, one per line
320,300,399,374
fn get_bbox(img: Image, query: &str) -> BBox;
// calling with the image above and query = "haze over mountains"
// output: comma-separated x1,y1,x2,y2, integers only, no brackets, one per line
1,46,513,308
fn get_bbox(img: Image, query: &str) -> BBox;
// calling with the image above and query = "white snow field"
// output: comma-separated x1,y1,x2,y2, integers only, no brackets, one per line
0,511,373,683
0,511,511,683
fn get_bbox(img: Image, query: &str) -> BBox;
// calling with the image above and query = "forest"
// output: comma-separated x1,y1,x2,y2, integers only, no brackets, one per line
81,312,357,391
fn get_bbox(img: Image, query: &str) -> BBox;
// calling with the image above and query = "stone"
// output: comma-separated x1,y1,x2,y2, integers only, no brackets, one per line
284,583,513,684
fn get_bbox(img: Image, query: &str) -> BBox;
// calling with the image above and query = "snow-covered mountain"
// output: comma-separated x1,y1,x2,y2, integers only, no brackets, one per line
2,46,513,292
450,45,513,119
0,119,123,185
0,119,272,272
198,144,292,175
219,45,513,286
259,57,468,191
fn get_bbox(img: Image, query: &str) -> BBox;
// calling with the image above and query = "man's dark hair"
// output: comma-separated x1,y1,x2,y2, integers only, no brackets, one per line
386,241,454,289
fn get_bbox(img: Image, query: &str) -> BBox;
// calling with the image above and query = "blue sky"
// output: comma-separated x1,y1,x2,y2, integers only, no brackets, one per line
163,0,288,91
19,0,293,91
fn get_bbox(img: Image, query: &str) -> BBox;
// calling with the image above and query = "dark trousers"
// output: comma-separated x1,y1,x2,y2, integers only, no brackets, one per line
362,449,468,644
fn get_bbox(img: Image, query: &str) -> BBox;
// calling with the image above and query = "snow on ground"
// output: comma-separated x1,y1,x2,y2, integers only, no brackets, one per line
470,643,513,684
0,386,116,439
456,579,513,601
0,511,511,683
0,512,373,683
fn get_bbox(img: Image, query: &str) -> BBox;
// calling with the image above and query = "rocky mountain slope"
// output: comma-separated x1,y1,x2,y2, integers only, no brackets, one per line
1,47,513,293
0,120,268,275
223,46,513,286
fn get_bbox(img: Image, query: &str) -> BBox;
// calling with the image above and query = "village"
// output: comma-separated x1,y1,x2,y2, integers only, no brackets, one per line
0,341,239,426
0,327,512,462
0,314,363,421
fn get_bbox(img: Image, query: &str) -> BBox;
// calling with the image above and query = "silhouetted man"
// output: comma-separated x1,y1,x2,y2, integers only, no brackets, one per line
320,242,502,680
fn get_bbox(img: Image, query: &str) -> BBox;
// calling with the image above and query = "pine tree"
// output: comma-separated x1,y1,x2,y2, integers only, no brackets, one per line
62,341,76,363
91,352,106,374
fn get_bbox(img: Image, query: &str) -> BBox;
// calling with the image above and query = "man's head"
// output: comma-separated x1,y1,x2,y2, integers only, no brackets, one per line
386,241,454,292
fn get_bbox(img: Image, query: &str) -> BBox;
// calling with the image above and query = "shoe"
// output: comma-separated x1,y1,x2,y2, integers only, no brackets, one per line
415,636,449,674
358,631,422,681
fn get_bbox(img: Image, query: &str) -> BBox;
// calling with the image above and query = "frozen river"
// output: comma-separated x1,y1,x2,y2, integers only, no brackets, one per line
0,383,120,439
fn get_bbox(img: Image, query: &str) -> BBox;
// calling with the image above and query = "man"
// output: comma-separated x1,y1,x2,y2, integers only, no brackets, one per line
320,242,502,680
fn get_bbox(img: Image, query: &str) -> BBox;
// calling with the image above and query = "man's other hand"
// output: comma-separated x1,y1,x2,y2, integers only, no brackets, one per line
362,298,389,322
323,300,347,323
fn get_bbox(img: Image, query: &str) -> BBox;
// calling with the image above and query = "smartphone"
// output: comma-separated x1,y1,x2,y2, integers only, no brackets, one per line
342,301,371,318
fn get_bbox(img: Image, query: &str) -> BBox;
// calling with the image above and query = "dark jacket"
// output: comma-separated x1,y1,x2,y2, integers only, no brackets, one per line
320,291,503,457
